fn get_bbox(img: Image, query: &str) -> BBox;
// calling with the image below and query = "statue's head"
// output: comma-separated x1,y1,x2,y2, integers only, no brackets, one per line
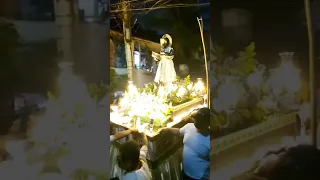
160,34,172,48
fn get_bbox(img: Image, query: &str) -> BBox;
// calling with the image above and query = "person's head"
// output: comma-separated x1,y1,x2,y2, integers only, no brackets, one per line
192,107,210,131
262,145,320,180
117,140,140,172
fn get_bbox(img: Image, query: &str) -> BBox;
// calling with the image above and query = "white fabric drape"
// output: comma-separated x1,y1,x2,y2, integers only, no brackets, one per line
154,56,176,84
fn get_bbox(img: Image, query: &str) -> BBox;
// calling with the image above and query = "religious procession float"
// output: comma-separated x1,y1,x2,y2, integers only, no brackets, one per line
110,34,208,179
210,43,305,179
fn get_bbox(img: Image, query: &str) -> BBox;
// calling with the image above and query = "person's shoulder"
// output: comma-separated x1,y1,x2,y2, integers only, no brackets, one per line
183,123,196,132
122,172,137,180
137,162,152,180
185,123,195,128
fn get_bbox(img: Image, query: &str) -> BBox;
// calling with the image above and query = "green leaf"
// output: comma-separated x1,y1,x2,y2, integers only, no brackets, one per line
47,91,56,100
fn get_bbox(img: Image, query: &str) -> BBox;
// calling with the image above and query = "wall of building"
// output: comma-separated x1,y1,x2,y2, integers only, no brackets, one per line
78,0,96,17
13,20,110,84
14,20,57,42
0,0,18,17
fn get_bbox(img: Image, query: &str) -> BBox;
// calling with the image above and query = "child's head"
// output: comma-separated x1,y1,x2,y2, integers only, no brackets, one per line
192,107,210,131
117,140,140,172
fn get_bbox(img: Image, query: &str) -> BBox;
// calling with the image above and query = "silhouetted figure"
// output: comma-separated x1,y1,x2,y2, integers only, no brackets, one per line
238,145,320,180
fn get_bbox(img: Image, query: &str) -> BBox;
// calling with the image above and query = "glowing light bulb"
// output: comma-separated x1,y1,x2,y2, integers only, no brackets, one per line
136,117,143,132
215,78,243,112
158,86,166,97
177,87,187,97
195,78,205,94
167,83,174,92
128,81,138,95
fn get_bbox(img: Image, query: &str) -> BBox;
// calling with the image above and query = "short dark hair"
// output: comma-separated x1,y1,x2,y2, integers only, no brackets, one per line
119,140,140,165
192,107,210,129
270,145,320,180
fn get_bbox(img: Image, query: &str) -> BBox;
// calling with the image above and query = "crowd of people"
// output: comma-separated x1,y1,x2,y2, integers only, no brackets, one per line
110,107,211,180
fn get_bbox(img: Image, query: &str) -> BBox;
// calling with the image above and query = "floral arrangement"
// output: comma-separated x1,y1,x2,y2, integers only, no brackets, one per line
114,75,205,128
211,43,301,138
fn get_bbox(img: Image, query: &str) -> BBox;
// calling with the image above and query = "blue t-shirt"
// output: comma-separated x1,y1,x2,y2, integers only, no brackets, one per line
180,123,210,179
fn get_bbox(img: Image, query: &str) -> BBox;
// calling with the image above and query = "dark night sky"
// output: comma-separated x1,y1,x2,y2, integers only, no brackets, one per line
212,1,304,30
110,0,210,40
211,0,310,67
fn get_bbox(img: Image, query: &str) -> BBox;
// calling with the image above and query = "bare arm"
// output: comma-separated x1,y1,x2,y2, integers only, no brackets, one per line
138,133,148,162
112,129,136,141
161,128,180,136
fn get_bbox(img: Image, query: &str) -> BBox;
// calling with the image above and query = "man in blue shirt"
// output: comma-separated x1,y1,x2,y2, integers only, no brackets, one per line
161,108,210,180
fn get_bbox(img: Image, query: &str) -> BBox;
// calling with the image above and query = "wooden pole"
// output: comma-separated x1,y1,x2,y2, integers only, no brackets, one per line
121,0,134,81
197,17,210,108
305,0,317,146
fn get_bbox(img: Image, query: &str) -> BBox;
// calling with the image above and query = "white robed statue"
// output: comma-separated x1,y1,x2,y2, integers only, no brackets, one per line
152,34,176,84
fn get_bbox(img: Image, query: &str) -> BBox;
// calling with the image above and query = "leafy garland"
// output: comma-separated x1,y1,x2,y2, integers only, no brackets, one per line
211,43,281,137
118,75,201,127
139,75,195,106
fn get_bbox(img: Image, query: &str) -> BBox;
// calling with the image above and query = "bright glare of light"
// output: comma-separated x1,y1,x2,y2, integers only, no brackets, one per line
278,60,301,94
194,78,205,94
177,86,187,97
29,65,109,174
167,83,178,92
157,86,166,97
214,78,243,112
112,79,207,135
127,81,138,95
246,69,264,88
269,58,301,96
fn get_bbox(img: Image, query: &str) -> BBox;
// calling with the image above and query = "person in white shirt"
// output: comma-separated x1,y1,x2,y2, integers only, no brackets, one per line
110,129,138,142
161,108,210,180
117,133,152,180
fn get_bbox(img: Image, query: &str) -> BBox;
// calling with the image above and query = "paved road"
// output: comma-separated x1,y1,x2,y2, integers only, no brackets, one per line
211,124,297,179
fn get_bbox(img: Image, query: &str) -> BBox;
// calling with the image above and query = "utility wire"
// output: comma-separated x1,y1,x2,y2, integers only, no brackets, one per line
110,3,210,13
110,0,166,7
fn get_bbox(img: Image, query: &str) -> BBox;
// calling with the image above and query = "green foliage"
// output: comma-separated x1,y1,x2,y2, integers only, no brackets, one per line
110,68,128,91
212,42,257,77
212,44,226,64
47,91,57,100
184,75,192,85
250,105,268,122
88,83,109,103
238,42,257,76
211,42,274,137
116,43,127,67
143,83,157,94
136,116,165,128
140,75,196,106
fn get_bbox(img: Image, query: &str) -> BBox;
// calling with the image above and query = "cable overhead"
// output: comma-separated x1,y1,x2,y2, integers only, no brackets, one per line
111,3,210,13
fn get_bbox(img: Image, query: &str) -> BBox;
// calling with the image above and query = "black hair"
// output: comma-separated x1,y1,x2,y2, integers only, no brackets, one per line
119,140,140,166
192,107,210,130
269,145,320,180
